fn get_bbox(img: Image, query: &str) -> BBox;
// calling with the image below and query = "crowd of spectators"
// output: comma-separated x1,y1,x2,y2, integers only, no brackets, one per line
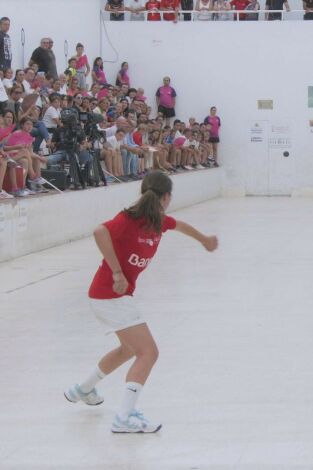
104,0,313,21
0,16,221,200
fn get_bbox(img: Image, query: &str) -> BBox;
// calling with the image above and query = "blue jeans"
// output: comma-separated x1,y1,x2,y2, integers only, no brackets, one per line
47,149,92,167
121,149,138,175
31,121,50,152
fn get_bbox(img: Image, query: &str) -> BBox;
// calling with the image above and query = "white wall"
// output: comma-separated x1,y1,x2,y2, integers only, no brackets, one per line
0,169,223,262
101,21,313,194
3,0,102,75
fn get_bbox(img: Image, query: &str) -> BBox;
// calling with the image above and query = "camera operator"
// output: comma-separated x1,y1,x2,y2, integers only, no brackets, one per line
47,108,92,168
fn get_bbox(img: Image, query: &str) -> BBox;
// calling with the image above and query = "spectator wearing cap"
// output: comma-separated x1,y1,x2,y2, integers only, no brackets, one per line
0,17,12,73
155,76,176,126
75,43,90,90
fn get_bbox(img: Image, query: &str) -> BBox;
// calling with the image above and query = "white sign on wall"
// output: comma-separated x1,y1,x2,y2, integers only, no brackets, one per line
250,122,265,143
268,122,292,149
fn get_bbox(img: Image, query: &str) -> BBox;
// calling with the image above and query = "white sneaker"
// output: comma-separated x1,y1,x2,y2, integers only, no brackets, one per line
64,384,104,406
111,410,162,433
0,190,14,199
185,165,194,171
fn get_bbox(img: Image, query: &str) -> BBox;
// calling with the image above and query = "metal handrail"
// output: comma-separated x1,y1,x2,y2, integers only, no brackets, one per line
102,8,308,20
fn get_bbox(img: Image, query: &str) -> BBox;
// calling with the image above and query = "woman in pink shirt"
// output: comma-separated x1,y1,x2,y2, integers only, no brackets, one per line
92,57,107,86
75,43,90,90
204,106,221,166
155,76,177,126
116,62,130,87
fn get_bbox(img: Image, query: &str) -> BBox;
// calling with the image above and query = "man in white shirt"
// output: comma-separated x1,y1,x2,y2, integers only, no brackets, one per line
0,76,8,113
102,128,125,178
23,68,37,95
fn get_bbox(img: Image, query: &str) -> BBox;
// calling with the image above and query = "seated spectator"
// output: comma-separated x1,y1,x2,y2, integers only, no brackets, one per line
230,0,250,19
59,74,68,94
49,78,62,95
127,0,146,20
13,69,26,93
5,116,47,192
102,128,125,178
303,0,313,19
74,43,90,90
136,87,146,102
160,0,180,21
105,0,125,20
245,0,260,19
116,62,130,87
27,105,51,153
42,94,61,133
0,75,8,114
0,144,15,199
23,67,37,95
89,82,100,100
146,0,161,20
196,0,213,19
3,68,13,92
81,96,91,112
92,57,107,86
67,77,80,97
265,0,290,20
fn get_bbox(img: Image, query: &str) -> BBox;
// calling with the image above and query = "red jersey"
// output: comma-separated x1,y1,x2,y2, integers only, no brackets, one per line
230,0,250,19
160,0,180,20
88,212,176,299
146,0,161,20
132,131,143,146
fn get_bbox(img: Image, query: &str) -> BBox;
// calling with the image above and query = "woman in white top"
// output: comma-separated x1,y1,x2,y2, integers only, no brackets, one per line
42,94,61,132
213,0,232,20
195,0,214,20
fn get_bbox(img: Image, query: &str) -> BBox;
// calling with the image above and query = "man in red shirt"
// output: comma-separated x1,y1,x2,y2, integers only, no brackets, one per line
145,0,161,20
230,0,250,19
160,0,180,20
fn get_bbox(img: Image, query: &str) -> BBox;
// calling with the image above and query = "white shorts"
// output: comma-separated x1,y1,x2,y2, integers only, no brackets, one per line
89,296,145,335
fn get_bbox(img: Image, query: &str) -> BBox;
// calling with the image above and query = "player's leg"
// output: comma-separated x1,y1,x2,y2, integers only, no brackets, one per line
111,323,161,433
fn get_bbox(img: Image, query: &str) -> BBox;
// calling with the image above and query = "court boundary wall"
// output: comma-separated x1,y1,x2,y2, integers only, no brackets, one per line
0,169,223,263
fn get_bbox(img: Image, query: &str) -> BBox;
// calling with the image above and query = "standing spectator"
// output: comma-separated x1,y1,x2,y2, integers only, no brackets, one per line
127,0,147,20
155,77,176,126
196,0,213,20
303,0,313,19
180,0,194,20
75,43,90,90
0,17,12,73
92,57,107,86
230,0,250,19
265,0,290,20
29,38,51,75
146,0,162,20
204,106,221,166
245,0,260,19
160,0,180,20
116,62,130,87
213,0,232,20
47,38,58,80
105,0,125,20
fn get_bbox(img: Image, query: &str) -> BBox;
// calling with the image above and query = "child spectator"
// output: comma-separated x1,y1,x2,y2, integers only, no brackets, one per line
92,57,107,86
116,62,130,87
75,43,90,90
146,0,162,20
59,74,68,94
204,106,220,166
64,57,77,81
42,94,61,133
136,87,147,102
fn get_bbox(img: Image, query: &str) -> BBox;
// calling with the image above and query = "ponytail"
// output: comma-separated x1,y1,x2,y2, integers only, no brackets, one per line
124,170,173,233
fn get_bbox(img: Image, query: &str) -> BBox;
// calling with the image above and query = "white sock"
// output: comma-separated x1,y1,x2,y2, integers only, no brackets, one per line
79,366,106,393
117,382,143,421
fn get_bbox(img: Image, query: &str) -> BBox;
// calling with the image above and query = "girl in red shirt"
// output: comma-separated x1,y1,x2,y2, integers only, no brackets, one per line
64,170,218,433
